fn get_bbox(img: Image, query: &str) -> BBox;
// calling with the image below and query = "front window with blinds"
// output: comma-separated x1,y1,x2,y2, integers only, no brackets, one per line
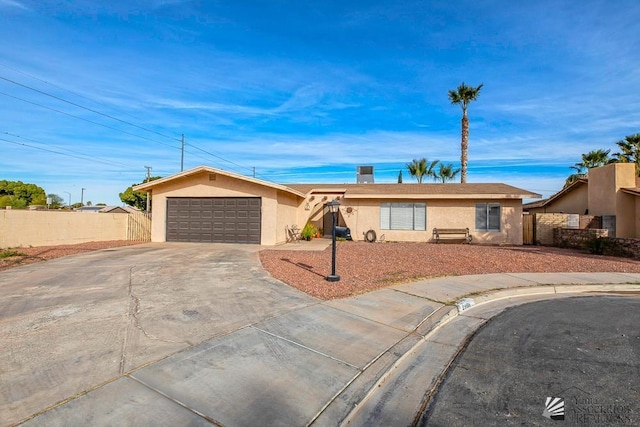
476,203,501,231
380,203,426,230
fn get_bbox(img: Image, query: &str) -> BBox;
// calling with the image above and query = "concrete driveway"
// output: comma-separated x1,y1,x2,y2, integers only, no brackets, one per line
2,243,639,426
0,243,316,426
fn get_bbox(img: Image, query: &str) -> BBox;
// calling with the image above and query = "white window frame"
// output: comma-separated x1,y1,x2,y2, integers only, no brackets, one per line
476,203,501,231
380,203,426,231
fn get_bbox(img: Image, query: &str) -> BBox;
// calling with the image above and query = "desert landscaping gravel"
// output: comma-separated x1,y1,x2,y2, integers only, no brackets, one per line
2,240,639,301
259,241,640,299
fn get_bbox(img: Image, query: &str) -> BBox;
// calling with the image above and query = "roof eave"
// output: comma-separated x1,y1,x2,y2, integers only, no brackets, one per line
132,165,306,198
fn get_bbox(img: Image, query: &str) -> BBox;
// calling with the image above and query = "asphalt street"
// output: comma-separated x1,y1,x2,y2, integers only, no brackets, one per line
420,296,640,426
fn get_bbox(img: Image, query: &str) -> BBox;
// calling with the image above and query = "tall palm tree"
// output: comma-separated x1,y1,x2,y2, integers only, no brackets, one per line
448,82,483,183
612,133,640,176
407,158,439,183
435,163,461,183
564,149,611,187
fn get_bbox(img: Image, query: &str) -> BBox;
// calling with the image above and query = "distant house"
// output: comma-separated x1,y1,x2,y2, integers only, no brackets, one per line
134,166,540,245
524,163,640,238
99,206,141,214
76,205,141,213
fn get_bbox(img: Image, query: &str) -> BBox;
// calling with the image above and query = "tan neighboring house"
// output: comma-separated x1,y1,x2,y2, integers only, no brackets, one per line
524,163,640,238
133,166,540,246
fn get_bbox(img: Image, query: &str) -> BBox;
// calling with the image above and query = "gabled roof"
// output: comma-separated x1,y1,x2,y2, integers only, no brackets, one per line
286,183,541,199
522,178,587,210
133,166,306,198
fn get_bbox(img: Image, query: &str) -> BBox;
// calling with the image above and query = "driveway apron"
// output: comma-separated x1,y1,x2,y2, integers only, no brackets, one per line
0,243,314,426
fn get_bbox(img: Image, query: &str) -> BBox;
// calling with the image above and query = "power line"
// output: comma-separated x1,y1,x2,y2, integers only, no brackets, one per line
0,136,138,169
0,68,264,177
0,90,181,150
0,74,182,143
1,131,135,169
0,62,179,138
184,143,258,175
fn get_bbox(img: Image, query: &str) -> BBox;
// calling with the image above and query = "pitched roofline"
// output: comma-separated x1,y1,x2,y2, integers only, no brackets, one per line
525,178,587,209
133,165,306,198
289,183,541,199
621,187,640,197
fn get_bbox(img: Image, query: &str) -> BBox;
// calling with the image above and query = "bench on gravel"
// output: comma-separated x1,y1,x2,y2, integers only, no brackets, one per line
432,227,472,243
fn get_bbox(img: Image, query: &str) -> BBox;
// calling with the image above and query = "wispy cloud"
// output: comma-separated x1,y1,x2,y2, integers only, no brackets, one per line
0,0,28,10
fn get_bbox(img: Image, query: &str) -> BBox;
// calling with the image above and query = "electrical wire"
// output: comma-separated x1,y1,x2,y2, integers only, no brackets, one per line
0,74,182,143
1,131,136,169
0,69,266,178
0,137,138,169
0,90,181,150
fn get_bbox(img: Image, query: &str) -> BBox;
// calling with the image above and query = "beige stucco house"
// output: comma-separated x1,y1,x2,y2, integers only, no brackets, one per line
134,166,540,246
524,163,640,238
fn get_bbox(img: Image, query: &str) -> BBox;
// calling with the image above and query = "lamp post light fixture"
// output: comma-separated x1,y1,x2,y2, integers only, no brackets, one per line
326,199,341,282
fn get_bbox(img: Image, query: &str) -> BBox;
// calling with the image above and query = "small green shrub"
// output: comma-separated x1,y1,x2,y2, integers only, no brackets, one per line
0,249,26,258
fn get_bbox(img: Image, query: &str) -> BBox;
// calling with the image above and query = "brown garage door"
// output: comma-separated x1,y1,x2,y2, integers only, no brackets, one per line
166,197,261,244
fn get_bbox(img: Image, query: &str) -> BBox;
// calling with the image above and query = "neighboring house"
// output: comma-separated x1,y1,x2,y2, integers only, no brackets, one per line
133,166,540,245
76,205,141,213
524,163,640,238
522,178,588,214
99,205,141,214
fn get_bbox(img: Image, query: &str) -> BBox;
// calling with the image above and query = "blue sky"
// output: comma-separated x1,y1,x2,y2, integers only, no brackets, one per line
1,0,639,205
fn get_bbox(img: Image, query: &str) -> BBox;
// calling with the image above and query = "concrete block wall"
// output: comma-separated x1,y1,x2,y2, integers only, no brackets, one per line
0,210,131,248
553,228,640,259
553,228,608,248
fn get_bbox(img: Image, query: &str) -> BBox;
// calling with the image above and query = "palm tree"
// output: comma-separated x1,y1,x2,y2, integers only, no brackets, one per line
435,163,461,183
407,158,439,183
612,133,640,176
448,82,483,183
564,149,612,187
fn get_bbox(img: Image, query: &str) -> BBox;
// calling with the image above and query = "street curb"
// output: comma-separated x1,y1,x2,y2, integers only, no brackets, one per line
332,282,640,426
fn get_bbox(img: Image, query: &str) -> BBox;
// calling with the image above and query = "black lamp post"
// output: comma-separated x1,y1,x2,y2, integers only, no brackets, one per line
326,199,340,282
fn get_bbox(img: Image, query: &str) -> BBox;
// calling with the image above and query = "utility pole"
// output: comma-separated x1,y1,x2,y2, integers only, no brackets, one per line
144,166,152,212
81,188,86,206
181,134,185,172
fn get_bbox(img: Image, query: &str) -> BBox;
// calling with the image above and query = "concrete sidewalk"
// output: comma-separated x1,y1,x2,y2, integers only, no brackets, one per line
13,271,640,427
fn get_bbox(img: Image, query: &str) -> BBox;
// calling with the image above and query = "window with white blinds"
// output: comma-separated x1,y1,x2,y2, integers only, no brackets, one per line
380,203,426,230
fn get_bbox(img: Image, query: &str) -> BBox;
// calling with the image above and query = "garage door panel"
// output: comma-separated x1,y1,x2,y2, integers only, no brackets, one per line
167,197,261,244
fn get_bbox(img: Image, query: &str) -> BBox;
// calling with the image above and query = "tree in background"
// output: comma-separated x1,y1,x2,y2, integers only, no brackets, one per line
435,163,461,183
0,180,47,208
119,176,161,211
448,82,483,183
47,193,64,209
397,170,403,183
407,158,439,183
565,149,612,186
612,133,640,176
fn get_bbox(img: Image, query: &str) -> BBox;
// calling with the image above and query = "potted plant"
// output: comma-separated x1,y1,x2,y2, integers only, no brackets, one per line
301,222,317,241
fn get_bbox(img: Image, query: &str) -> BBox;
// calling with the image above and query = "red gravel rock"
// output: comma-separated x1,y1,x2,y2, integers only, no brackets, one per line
259,242,640,300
